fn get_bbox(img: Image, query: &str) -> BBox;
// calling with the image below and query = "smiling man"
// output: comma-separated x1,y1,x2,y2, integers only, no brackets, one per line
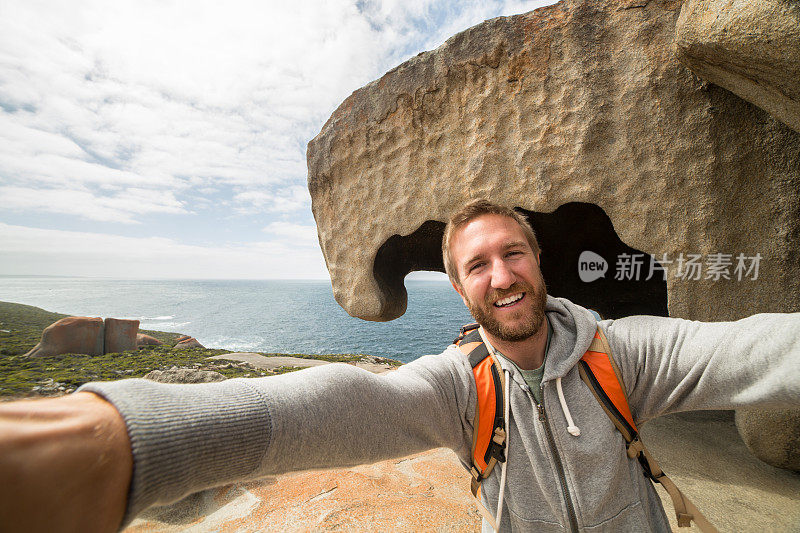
1,199,800,533
445,202,549,369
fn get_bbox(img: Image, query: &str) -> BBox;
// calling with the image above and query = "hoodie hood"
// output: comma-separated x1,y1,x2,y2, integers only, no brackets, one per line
540,295,600,383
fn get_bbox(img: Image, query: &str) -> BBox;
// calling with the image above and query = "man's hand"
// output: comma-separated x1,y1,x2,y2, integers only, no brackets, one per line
0,392,132,533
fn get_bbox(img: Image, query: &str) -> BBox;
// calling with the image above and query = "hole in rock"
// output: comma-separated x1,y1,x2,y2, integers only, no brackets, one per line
372,202,668,319
518,203,668,319
373,220,446,308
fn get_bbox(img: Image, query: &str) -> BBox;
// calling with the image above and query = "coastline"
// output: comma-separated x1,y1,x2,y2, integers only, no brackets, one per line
0,300,401,400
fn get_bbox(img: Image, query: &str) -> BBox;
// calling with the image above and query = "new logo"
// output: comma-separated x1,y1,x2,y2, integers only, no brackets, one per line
578,251,608,282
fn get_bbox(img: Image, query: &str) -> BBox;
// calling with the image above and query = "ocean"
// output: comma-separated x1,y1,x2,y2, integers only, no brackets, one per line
0,278,475,363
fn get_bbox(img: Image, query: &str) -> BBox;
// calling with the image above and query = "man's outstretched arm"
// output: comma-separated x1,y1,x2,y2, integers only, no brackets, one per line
0,392,132,533
0,351,472,530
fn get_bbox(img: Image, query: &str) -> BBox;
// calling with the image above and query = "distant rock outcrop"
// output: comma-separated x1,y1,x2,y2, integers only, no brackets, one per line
174,337,205,350
25,316,200,356
25,316,105,357
136,333,164,347
144,367,226,384
104,318,139,354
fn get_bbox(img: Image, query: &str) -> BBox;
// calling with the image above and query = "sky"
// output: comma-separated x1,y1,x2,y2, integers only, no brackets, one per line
0,0,556,280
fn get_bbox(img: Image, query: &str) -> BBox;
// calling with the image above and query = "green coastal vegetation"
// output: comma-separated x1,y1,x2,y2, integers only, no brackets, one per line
0,301,400,400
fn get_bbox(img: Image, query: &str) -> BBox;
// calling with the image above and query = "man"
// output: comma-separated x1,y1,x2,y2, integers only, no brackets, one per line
1,199,799,532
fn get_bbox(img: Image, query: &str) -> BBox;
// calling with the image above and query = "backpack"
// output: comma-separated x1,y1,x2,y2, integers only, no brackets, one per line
454,322,718,533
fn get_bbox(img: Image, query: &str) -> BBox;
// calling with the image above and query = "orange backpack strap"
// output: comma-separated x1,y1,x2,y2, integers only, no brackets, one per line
455,324,507,497
579,327,718,533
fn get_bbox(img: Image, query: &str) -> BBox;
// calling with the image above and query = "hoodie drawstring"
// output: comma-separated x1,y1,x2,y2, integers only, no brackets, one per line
556,376,581,437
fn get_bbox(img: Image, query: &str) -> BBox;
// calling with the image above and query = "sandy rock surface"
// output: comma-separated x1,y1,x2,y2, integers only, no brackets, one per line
642,411,800,532
127,448,479,533
124,411,799,532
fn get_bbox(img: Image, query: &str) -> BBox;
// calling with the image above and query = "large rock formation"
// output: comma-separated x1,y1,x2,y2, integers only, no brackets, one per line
307,0,800,323
25,316,105,357
307,0,800,474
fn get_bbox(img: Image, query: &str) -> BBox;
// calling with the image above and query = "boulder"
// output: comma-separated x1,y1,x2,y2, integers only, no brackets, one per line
104,318,139,354
675,0,800,133
144,367,226,384
136,333,164,347
306,0,800,472
174,337,205,350
735,408,800,472
24,316,104,357
307,0,800,324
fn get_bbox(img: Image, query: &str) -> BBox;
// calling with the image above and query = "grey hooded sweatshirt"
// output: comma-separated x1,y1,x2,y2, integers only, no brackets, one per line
80,296,800,531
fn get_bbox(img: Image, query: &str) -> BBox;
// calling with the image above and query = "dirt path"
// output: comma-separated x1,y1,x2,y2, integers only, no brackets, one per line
207,352,397,374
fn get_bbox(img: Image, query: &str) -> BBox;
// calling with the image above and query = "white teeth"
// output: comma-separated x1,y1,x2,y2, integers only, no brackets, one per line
495,293,523,307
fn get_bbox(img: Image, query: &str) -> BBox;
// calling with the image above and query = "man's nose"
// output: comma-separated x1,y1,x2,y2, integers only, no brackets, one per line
490,260,516,289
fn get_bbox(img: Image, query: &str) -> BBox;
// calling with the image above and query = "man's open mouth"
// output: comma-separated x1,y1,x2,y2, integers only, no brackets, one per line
494,292,525,308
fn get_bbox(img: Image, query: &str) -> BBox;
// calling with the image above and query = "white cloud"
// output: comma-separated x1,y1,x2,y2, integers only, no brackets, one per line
0,223,328,279
0,0,556,277
0,186,186,223
235,185,310,214
262,221,319,247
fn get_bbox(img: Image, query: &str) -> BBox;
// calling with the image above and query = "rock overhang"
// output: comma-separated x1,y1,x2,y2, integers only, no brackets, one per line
307,0,800,322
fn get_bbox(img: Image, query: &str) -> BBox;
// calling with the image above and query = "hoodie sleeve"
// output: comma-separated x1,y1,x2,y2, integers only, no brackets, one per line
602,313,800,425
78,350,475,527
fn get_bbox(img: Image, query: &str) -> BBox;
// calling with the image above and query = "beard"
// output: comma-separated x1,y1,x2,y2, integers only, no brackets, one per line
465,279,548,342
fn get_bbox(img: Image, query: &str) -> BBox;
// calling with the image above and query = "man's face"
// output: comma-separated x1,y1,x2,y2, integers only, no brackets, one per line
450,214,547,342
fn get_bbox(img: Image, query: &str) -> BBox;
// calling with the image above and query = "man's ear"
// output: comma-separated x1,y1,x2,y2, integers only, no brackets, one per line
451,280,469,306
537,252,541,265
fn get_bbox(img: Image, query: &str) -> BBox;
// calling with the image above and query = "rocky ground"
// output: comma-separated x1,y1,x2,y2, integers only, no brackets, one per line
127,411,800,533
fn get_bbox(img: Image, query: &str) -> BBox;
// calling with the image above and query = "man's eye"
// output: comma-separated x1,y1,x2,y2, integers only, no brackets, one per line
468,262,484,273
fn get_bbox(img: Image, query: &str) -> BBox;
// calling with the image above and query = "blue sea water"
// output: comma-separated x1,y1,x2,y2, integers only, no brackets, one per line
0,278,474,363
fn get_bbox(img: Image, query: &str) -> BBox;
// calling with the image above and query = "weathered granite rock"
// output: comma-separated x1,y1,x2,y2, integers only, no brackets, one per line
675,0,800,133
136,333,163,347
307,0,800,472
173,337,205,350
104,318,139,354
307,0,800,324
735,408,800,472
144,367,226,384
127,448,480,532
24,316,104,357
